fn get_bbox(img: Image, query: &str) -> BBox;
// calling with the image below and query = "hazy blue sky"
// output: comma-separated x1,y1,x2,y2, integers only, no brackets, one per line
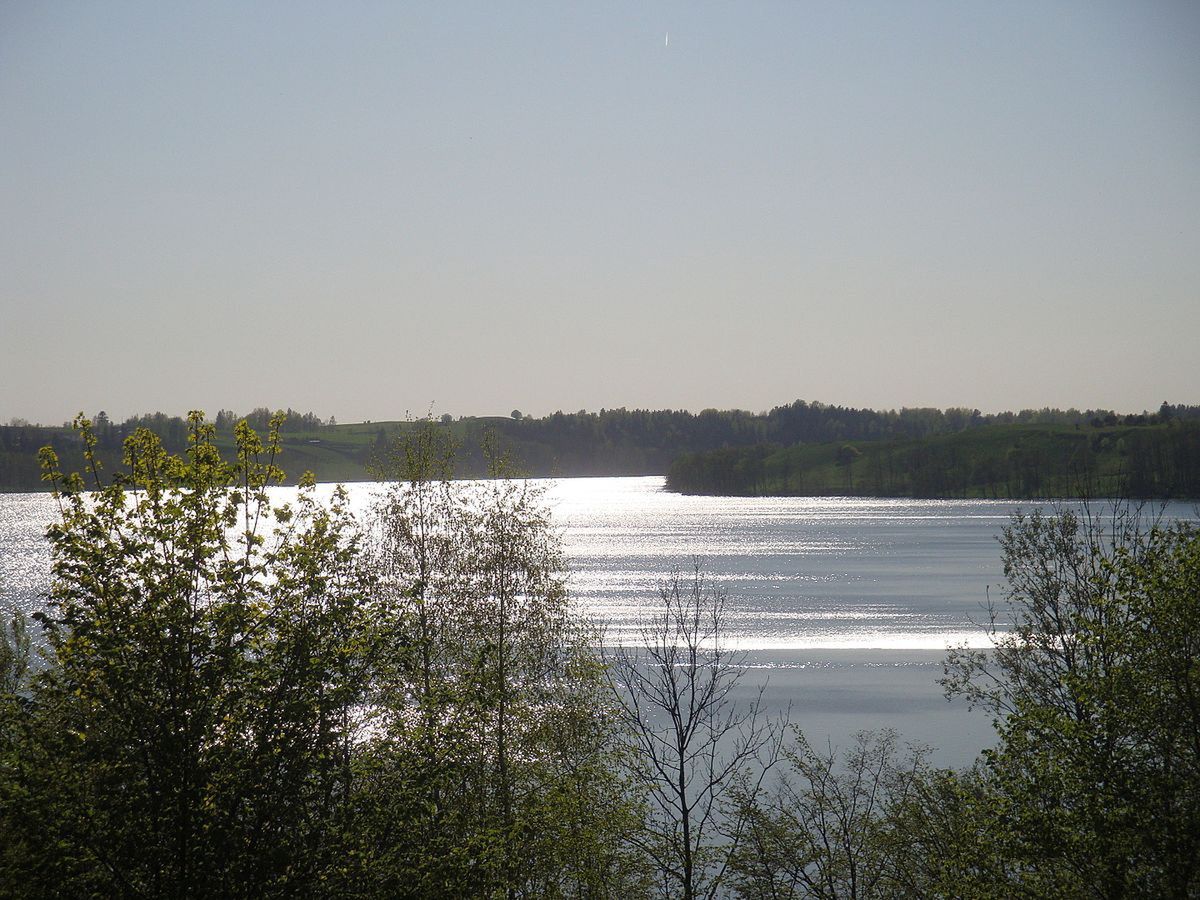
2,1,1197,424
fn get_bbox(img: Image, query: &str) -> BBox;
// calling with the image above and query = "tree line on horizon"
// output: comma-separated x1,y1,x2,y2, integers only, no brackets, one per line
667,419,1200,500
2,400,1198,493
1,416,1197,897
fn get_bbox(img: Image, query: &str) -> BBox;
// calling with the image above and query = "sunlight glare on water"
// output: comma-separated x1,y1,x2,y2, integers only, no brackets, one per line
4,476,1193,654
543,476,1012,651
8,476,1193,763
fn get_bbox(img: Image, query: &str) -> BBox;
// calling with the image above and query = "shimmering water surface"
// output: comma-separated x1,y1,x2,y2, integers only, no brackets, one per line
547,477,1014,650
3,477,1192,765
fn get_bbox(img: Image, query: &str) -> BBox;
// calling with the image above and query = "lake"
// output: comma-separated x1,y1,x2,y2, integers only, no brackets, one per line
3,476,1192,766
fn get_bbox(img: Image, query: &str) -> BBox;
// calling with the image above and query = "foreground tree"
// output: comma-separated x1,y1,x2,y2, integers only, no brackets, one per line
607,565,786,900
347,422,648,897
727,506,1200,899
1,415,647,898
0,413,374,895
0,608,34,878
729,730,929,900
939,507,1200,898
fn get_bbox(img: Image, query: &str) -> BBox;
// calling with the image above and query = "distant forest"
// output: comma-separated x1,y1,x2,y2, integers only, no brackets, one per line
2,400,1199,497
667,421,1200,500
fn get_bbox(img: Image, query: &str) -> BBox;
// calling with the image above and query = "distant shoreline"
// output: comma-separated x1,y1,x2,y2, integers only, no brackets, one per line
5,405,1198,499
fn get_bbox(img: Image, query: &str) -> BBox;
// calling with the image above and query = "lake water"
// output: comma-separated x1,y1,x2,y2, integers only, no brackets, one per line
3,477,1192,766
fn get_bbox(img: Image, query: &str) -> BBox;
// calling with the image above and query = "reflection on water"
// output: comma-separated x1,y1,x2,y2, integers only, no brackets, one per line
5,476,1192,764
4,476,1193,653
547,476,1016,651
0,492,58,615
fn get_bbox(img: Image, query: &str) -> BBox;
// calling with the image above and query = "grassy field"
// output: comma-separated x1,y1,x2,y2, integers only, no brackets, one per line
0,417,554,491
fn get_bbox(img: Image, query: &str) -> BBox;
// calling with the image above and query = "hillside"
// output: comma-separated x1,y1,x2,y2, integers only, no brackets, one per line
666,422,1200,499
3,401,1198,494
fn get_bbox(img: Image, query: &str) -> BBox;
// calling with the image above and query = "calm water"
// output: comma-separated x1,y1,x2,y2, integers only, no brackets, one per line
3,477,1192,765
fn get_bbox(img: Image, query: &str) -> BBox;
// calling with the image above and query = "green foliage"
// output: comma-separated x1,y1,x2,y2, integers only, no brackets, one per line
2,412,374,895
668,422,1200,499
0,408,345,492
10,400,1198,492
1,415,645,897
944,509,1200,896
729,730,929,900
6,411,1198,897
350,422,648,897
0,611,30,698
728,508,1200,898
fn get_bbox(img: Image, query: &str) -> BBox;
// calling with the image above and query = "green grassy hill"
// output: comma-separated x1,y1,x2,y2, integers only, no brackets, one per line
0,422,388,492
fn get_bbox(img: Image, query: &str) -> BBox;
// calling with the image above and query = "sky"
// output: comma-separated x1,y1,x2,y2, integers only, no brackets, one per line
2,1,1198,425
